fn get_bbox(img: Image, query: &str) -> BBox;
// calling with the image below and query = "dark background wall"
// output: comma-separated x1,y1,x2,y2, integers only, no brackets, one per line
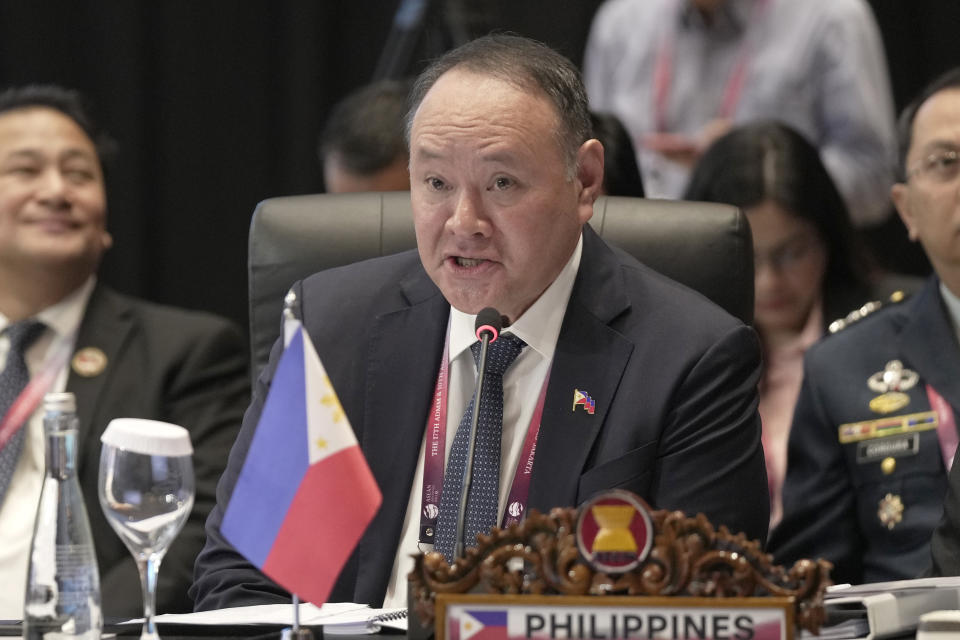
0,0,956,335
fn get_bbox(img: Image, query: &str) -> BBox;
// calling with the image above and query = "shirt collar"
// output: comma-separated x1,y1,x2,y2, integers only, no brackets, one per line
679,0,751,38
449,233,583,362
940,280,960,345
0,277,96,340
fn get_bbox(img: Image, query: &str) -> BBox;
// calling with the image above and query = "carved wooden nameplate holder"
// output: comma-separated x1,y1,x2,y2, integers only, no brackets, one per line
408,491,831,638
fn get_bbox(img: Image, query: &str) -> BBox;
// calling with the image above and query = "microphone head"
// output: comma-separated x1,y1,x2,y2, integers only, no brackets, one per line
474,307,503,342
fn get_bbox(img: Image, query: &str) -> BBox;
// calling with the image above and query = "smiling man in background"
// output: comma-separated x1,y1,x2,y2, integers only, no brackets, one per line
0,85,248,616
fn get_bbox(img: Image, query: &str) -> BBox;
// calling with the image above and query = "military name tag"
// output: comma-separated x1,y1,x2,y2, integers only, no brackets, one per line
856,433,919,464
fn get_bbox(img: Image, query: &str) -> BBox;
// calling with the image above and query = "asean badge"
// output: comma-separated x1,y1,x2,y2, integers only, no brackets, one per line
867,360,917,414
576,489,653,574
878,493,904,530
71,346,108,377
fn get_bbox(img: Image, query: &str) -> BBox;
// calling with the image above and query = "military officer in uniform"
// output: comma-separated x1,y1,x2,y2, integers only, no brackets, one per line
768,68,960,584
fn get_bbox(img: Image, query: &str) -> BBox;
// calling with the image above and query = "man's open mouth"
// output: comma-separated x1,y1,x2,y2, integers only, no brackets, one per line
455,257,487,267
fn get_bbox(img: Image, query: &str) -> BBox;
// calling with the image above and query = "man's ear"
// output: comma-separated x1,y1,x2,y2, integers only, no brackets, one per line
891,182,919,241
575,138,604,224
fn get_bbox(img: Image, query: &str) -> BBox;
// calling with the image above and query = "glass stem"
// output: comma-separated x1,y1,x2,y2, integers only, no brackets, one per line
137,553,162,640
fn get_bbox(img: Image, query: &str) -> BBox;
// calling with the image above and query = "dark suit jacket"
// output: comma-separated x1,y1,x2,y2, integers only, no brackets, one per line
770,276,954,584
66,284,248,616
190,225,767,609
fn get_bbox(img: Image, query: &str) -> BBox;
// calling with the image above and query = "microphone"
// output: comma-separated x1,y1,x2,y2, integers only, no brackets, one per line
453,307,504,559
474,307,504,343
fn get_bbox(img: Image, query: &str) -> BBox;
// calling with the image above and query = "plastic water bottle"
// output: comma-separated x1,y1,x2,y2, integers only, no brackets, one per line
23,392,102,640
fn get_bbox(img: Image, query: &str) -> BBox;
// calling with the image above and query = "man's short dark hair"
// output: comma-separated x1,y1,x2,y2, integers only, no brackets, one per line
319,79,412,175
0,85,116,165
896,68,960,181
405,33,592,176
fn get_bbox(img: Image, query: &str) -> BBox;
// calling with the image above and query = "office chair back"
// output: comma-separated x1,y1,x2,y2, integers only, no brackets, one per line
248,192,753,385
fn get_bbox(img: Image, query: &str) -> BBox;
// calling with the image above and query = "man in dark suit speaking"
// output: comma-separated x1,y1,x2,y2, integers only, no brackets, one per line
0,86,248,617
191,34,768,610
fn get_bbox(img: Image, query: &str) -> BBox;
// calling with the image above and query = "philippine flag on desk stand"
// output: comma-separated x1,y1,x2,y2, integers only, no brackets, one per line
221,317,382,605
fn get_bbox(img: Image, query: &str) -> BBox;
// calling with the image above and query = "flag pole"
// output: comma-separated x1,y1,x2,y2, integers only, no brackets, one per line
279,290,315,640
281,593,315,640
283,289,300,347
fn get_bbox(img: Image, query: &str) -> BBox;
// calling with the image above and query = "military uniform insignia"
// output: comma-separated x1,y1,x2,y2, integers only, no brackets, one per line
878,493,904,530
839,411,937,443
71,346,108,377
870,393,910,414
868,360,919,393
867,360,918,414
576,490,653,574
829,291,907,334
881,457,897,475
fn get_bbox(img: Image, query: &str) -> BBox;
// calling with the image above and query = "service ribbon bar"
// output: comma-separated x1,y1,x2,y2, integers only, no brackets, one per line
838,410,937,443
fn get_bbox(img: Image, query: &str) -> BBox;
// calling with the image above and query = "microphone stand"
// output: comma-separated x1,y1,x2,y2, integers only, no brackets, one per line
453,328,494,560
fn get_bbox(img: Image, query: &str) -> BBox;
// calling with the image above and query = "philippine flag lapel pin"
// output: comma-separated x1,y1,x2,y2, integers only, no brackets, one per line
572,388,596,414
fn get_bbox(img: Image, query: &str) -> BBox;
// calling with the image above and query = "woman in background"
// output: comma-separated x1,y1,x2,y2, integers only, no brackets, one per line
685,122,874,528
591,111,645,197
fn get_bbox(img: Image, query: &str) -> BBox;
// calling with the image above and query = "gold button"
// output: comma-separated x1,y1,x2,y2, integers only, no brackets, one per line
881,457,896,475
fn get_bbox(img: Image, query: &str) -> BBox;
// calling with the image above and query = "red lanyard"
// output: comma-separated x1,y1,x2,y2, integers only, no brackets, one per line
417,335,549,546
927,384,959,472
652,0,769,132
0,333,73,448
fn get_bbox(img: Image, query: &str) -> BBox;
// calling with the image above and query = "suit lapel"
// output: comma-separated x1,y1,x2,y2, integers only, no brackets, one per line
66,286,134,468
899,279,960,412
353,268,448,604
529,226,634,511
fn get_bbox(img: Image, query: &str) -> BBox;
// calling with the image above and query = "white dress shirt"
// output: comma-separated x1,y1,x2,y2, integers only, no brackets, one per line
382,236,583,607
940,282,960,347
0,277,94,618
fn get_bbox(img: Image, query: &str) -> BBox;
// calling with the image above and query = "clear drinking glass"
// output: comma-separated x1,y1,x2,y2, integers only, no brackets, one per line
97,419,194,640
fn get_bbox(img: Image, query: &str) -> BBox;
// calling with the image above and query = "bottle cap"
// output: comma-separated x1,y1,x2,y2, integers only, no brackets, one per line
918,610,960,639
43,392,76,413
101,418,193,456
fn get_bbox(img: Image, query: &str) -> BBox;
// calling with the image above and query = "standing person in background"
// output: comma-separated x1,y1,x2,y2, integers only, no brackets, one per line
0,85,248,616
771,69,960,583
319,79,412,193
685,121,882,528
584,0,897,229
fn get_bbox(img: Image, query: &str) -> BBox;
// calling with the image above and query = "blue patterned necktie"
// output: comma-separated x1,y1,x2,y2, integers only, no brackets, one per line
0,320,46,505
434,333,525,562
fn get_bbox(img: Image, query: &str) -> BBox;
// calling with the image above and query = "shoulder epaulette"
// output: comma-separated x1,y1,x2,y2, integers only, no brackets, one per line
828,290,908,334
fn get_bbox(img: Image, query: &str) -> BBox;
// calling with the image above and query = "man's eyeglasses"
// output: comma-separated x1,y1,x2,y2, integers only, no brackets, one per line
907,148,960,183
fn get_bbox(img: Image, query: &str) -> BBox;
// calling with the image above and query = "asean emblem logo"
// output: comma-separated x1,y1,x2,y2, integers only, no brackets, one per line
576,490,653,573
